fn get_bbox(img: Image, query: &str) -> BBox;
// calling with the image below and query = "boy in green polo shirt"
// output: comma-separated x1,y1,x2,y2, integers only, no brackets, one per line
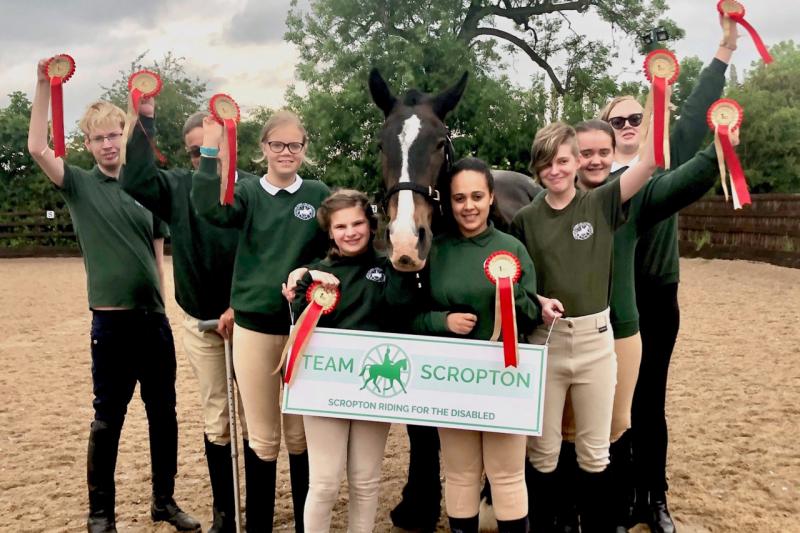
27,59,199,533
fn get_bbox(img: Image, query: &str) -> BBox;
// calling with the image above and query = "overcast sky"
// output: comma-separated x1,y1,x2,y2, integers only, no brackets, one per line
0,1,794,131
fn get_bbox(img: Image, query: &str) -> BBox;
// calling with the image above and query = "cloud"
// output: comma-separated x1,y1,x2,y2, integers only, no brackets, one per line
222,0,293,45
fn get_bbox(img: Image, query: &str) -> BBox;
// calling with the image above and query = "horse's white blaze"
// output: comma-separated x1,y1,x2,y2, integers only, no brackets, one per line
390,115,422,257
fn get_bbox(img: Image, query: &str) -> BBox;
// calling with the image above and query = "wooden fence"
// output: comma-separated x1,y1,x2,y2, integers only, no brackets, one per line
679,194,800,269
0,209,80,258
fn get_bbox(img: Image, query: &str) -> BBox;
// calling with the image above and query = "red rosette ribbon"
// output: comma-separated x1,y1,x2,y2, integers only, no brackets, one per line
707,98,750,210
45,54,75,158
643,49,680,169
121,70,166,165
484,251,522,368
209,94,241,205
276,281,340,385
717,0,773,64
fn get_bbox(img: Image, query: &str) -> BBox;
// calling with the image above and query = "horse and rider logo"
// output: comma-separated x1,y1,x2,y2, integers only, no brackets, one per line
294,203,316,220
572,222,594,241
359,344,410,398
365,267,386,283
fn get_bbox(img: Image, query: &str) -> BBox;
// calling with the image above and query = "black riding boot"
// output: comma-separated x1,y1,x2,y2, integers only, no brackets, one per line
243,442,276,532
205,435,237,533
87,420,120,533
647,490,676,533
289,451,309,533
448,514,479,533
576,469,614,533
609,433,634,532
497,516,530,533
553,442,579,533
390,424,441,532
526,460,558,533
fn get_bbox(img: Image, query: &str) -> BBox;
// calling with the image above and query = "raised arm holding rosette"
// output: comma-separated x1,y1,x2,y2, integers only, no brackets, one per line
708,98,750,209
209,93,240,205
45,54,75,158
717,0,773,64
276,281,340,385
120,70,164,165
642,49,680,169
484,250,522,368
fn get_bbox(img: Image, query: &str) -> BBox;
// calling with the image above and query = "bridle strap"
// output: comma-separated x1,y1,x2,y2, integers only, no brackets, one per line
381,133,453,211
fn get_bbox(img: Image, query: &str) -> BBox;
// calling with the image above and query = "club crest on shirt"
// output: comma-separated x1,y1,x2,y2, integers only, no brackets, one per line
294,203,315,220
572,222,594,241
365,267,386,283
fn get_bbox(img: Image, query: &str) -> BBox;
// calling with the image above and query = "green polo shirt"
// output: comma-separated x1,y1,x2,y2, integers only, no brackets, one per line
291,247,419,332
121,116,256,320
511,180,627,318
60,164,165,312
412,224,540,340
191,156,330,334
635,58,728,286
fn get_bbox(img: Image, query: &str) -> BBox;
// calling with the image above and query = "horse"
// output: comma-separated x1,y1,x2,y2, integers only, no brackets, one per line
368,69,542,272
359,352,409,393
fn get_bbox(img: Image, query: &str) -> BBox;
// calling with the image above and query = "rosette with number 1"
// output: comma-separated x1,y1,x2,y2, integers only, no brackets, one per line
717,0,773,64
643,49,680,169
120,70,164,165
209,94,240,205
275,282,340,385
707,99,750,210
46,54,75,158
485,251,521,368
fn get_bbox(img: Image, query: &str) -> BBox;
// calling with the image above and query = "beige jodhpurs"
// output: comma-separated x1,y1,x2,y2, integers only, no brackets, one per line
303,416,390,532
561,333,642,443
232,323,306,460
527,308,617,474
439,428,528,521
182,313,248,444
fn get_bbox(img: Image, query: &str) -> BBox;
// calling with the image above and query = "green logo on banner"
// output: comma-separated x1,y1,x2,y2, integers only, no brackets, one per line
359,344,411,397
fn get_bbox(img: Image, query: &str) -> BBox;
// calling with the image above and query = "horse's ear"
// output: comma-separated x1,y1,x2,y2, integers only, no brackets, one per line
369,68,397,116
432,71,468,120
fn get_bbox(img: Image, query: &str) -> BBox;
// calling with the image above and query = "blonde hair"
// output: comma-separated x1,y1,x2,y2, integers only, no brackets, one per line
529,122,578,181
78,101,126,136
254,109,311,165
599,95,639,122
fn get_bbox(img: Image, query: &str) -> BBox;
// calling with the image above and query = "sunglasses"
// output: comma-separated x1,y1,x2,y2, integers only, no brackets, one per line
608,113,643,130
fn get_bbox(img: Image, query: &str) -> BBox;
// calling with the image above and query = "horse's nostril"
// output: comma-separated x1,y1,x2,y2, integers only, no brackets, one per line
398,255,413,266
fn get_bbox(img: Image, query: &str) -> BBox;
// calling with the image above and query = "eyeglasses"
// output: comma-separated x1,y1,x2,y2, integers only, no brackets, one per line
88,132,124,144
267,141,305,154
607,113,643,130
186,146,201,158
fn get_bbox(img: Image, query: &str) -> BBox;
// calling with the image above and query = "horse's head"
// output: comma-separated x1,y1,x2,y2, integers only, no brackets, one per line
369,69,468,272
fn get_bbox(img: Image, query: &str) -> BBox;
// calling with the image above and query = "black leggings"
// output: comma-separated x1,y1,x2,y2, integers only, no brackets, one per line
631,282,680,493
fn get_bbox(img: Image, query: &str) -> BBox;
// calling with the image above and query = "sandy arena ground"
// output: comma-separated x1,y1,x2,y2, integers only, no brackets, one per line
0,257,798,532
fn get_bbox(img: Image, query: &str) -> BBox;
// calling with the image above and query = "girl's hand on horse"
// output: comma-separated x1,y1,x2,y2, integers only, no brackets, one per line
201,116,223,149
538,296,564,326
309,270,340,288
446,312,477,335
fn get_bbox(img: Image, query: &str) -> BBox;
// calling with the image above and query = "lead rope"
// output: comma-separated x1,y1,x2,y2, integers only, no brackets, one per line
544,318,558,346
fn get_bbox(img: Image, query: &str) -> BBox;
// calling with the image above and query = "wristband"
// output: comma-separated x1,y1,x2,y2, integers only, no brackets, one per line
200,146,220,157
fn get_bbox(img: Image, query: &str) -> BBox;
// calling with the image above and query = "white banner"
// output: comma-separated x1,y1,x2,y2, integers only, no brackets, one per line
281,327,547,436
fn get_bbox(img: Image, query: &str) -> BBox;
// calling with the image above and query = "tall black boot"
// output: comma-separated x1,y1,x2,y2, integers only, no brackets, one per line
553,442,579,533
391,425,441,532
576,469,614,533
87,420,120,533
205,435,236,533
497,516,530,533
647,490,676,533
448,514,479,533
526,460,558,533
243,442,276,533
608,433,634,532
288,451,309,533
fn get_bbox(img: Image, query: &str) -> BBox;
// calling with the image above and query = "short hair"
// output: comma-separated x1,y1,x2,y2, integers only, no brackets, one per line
317,189,377,258
182,111,207,138
575,119,616,150
254,109,311,164
78,101,126,136
529,122,578,181
599,95,639,122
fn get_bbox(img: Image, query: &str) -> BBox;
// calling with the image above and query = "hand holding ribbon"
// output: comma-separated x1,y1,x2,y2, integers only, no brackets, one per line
643,50,680,169
708,99,749,209
717,0,773,64
209,94,240,205
45,54,75,158
120,70,165,165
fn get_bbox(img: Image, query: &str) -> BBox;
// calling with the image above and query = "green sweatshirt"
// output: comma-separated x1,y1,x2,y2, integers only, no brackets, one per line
635,57,727,287
610,144,719,338
191,156,330,334
412,225,540,340
291,247,418,332
121,116,257,320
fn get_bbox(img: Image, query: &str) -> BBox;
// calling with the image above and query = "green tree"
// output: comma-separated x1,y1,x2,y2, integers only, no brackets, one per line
286,0,681,192
727,41,800,192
